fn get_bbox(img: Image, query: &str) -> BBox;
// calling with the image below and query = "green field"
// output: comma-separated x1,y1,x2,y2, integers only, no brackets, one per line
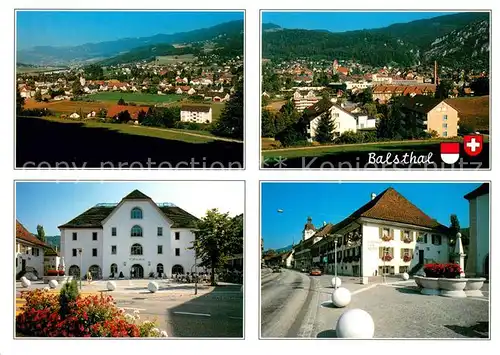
262,139,464,159
89,92,183,104
39,116,216,144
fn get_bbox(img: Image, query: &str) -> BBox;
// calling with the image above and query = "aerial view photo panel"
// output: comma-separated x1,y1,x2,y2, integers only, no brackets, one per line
16,10,245,169
260,11,490,169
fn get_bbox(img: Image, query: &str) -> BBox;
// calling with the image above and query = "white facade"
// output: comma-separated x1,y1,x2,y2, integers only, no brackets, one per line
16,241,45,277
308,105,358,142
465,186,490,276
293,90,320,112
180,107,213,124
356,115,377,130
345,81,373,90
360,220,449,277
60,199,196,279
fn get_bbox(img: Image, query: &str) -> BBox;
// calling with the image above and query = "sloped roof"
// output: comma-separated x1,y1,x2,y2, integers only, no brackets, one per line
331,187,448,233
399,95,441,114
303,98,354,121
16,220,48,247
304,217,316,231
123,189,152,200
59,190,199,229
180,105,211,113
464,183,489,200
313,223,335,237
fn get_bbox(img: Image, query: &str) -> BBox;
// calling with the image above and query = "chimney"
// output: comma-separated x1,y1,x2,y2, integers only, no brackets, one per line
371,192,377,200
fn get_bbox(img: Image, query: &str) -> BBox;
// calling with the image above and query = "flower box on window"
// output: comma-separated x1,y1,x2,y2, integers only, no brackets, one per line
381,254,393,262
381,235,393,242
403,254,412,262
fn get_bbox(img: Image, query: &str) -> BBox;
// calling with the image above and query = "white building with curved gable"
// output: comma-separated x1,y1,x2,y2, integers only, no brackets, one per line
59,190,198,280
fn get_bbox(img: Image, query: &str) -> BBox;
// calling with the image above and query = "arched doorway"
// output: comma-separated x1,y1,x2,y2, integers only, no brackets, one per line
110,263,118,277
484,254,489,277
172,264,184,275
88,265,102,279
130,264,144,279
69,265,80,278
157,263,164,276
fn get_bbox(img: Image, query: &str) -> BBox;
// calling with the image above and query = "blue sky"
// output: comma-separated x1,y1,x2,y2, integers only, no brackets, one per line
262,11,457,32
261,182,482,250
16,11,243,49
15,181,244,235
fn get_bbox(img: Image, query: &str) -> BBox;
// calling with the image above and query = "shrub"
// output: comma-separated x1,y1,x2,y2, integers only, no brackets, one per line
58,270,65,276
119,272,124,279
59,279,79,317
443,263,462,278
423,263,462,278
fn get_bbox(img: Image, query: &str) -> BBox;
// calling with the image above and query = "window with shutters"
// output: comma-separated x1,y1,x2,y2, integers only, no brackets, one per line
432,234,442,245
380,227,392,241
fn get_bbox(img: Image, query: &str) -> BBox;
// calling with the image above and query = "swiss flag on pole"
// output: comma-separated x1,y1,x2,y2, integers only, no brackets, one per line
440,142,460,164
464,135,483,157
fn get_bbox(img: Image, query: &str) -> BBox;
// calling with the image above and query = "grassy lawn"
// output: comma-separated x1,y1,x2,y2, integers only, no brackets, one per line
88,92,183,104
39,116,215,144
262,139,463,159
153,54,197,64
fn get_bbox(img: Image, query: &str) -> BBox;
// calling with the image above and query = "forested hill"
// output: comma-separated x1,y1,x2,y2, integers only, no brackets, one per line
17,19,244,66
262,12,489,69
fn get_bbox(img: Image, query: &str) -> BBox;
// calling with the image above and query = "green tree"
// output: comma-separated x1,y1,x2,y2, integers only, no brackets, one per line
83,64,104,80
211,86,243,139
117,98,126,106
72,80,83,95
36,225,46,243
314,110,335,144
362,102,378,116
117,110,131,123
360,88,373,104
191,209,243,286
16,87,25,115
435,80,453,99
34,90,42,102
448,214,461,246
261,109,276,138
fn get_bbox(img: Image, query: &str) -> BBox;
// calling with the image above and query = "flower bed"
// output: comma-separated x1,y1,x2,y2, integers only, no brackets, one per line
43,275,73,284
16,289,167,337
46,270,65,276
424,263,462,278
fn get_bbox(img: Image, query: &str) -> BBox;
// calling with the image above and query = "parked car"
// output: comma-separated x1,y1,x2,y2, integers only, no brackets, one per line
273,266,282,273
309,268,322,276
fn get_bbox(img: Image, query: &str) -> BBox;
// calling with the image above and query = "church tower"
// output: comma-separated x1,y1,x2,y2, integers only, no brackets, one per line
302,216,316,241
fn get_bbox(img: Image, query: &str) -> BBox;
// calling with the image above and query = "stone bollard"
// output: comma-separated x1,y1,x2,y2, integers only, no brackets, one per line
148,281,159,293
332,287,351,308
402,272,409,281
48,279,58,289
336,309,375,338
331,277,342,288
21,277,31,288
107,281,116,291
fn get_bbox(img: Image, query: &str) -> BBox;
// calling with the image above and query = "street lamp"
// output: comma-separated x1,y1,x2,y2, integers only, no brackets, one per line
334,238,338,289
191,253,198,295
77,248,83,290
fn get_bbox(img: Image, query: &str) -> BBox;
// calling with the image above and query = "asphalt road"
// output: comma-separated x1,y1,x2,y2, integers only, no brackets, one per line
260,269,489,339
114,286,243,338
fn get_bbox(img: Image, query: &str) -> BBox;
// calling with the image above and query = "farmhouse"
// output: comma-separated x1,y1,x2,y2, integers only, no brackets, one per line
303,98,358,142
58,189,199,280
303,188,450,277
180,105,213,124
16,220,49,279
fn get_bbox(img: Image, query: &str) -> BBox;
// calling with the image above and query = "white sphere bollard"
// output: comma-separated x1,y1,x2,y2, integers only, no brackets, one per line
21,278,31,288
331,277,342,288
402,272,409,281
107,281,116,291
332,287,351,308
48,280,58,289
336,309,375,338
148,281,159,293
43,286,50,291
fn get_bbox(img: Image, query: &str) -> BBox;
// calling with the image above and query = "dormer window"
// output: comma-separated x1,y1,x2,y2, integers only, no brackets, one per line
131,207,143,219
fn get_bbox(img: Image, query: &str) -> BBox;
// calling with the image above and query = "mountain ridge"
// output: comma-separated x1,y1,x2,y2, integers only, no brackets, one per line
17,20,244,66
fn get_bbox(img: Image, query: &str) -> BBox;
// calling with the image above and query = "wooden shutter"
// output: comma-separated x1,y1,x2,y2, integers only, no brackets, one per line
400,248,404,260
400,231,404,241
391,247,394,256
379,227,383,239
379,247,383,258
390,229,394,240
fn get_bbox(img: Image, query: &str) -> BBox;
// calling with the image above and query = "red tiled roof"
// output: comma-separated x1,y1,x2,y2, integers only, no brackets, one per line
107,105,149,119
331,188,448,233
16,220,48,247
